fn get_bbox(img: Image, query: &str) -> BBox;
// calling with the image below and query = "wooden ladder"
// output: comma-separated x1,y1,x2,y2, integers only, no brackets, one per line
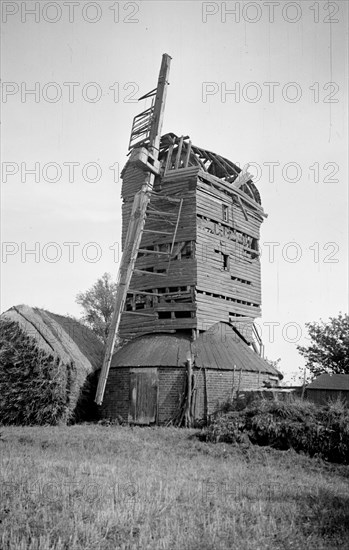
95,54,172,406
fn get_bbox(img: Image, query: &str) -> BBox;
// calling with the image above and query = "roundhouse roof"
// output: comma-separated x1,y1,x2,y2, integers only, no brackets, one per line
111,323,282,378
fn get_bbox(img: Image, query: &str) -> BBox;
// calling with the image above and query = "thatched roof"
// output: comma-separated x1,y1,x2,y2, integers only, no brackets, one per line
0,305,104,425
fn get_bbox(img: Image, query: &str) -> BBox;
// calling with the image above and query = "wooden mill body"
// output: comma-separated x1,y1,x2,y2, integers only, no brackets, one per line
119,134,265,348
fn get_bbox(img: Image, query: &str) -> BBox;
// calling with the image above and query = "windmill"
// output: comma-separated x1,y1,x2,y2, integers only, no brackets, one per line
94,54,279,422
95,53,175,405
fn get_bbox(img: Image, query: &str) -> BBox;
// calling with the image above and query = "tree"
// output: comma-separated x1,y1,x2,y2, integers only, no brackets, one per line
262,357,283,386
76,273,117,344
297,313,349,378
265,357,281,371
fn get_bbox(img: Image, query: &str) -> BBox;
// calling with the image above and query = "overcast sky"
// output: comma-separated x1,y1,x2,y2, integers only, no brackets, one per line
1,1,348,382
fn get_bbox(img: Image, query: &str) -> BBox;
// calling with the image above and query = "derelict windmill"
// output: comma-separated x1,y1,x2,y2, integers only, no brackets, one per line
95,54,282,422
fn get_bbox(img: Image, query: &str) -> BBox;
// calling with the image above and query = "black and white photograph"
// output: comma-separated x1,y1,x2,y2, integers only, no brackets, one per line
1,1,348,548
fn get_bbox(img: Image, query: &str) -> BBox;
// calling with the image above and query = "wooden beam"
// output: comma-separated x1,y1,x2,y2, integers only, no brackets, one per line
164,143,174,174
138,249,170,256
237,196,249,221
230,170,253,188
148,54,172,157
174,136,184,170
134,269,167,276
123,311,156,317
169,199,183,254
143,229,173,235
128,289,191,297
184,356,193,428
184,140,192,168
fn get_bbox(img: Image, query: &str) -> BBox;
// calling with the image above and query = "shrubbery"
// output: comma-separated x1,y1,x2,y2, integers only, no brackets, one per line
204,396,349,464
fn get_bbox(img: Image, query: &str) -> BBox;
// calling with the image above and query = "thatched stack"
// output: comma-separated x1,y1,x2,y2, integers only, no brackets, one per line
0,305,104,425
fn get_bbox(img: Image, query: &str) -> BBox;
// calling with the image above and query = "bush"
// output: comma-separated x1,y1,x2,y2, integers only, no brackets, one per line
204,396,349,464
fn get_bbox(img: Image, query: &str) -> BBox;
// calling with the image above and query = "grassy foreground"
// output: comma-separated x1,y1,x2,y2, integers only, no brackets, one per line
0,425,348,550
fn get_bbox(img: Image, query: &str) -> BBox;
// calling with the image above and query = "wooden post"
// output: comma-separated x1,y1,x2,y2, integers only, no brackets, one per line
190,369,196,421
232,364,236,397
237,367,242,395
203,368,208,424
185,356,192,428
174,135,184,169
184,140,192,168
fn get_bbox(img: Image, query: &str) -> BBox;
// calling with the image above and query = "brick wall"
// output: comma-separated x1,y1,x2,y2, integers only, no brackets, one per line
99,366,279,424
158,368,186,424
99,367,130,421
192,368,278,420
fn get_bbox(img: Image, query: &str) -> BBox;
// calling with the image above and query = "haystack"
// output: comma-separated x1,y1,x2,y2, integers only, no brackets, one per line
0,305,104,425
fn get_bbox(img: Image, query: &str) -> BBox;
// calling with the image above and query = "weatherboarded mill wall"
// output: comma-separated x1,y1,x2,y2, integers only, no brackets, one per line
100,134,281,424
119,134,264,343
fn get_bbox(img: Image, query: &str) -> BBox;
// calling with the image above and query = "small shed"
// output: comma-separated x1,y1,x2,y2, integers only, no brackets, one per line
305,374,349,406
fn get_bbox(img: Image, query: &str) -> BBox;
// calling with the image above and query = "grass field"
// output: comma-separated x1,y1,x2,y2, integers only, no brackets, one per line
0,425,348,549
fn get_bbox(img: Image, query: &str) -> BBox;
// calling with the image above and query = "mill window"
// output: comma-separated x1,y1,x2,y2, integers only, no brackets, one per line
222,204,229,222
223,253,229,271
214,249,230,271
158,312,172,319
175,311,192,318
181,242,193,259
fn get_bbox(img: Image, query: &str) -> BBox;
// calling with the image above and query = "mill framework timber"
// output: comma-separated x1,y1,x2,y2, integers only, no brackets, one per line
95,54,282,425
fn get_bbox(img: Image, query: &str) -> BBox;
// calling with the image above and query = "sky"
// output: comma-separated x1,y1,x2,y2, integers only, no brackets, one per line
1,0,348,383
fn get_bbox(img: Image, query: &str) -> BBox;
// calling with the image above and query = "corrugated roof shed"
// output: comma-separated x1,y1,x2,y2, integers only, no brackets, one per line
306,373,349,391
112,333,191,368
111,323,282,378
193,323,282,378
